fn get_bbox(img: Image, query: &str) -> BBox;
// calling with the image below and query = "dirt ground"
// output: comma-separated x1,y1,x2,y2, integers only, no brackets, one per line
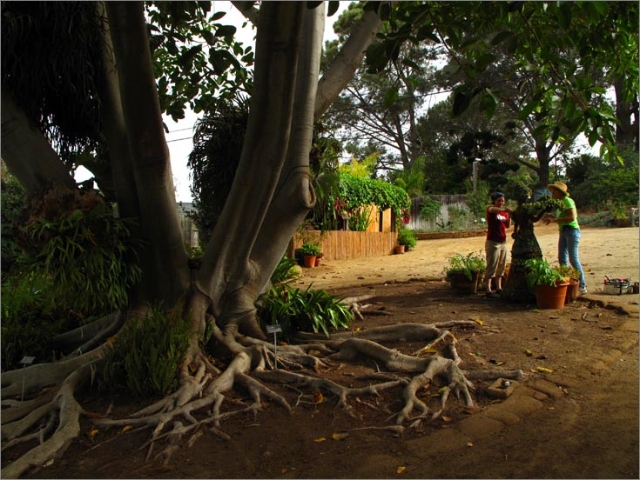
13,224,640,479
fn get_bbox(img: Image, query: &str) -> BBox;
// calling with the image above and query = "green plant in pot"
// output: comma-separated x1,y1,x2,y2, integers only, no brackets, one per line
397,226,417,250
524,258,569,309
444,252,486,293
299,242,321,256
555,264,580,303
524,258,567,287
299,242,322,267
445,252,486,281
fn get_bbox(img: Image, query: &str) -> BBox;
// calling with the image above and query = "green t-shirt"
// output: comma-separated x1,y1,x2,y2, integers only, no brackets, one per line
556,196,579,230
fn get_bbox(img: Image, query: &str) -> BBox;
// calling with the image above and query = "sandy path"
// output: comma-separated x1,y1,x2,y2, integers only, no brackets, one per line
294,224,639,298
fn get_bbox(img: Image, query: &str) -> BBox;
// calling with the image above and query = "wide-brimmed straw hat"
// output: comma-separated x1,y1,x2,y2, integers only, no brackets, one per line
547,181,569,196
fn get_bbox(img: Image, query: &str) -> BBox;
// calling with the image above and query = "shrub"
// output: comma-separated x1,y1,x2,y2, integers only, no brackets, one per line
447,205,472,230
397,226,417,249
17,203,143,317
100,305,190,399
1,174,26,273
257,284,353,341
419,196,442,222
1,273,71,371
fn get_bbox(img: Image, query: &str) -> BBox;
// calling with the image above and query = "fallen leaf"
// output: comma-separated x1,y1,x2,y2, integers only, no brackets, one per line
313,437,327,443
313,392,324,404
467,441,474,447
473,318,483,326
441,416,452,422
106,337,116,345
121,425,133,433
331,432,349,441
281,468,288,474
422,347,438,354
88,428,99,440
188,363,197,374
536,366,553,373
536,354,548,360
397,466,406,474
524,349,533,356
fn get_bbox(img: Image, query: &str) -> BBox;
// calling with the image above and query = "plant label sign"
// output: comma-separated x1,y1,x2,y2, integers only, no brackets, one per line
20,356,35,366
266,324,282,334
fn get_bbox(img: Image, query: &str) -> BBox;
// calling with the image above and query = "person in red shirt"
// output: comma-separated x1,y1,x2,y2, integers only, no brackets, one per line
485,192,511,297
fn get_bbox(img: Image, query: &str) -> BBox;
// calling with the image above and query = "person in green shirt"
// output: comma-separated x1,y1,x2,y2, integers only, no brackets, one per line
542,181,587,294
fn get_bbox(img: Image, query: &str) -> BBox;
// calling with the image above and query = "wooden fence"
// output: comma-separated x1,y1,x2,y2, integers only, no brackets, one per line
291,230,398,261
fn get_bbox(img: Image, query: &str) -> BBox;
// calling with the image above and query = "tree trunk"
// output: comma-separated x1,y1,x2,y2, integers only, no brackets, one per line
314,9,382,119
614,76,639,152
534,135,551,187
105,2,190,306
1,87,76,195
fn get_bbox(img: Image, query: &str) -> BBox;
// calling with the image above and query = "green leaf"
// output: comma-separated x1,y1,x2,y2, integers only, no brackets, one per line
214,25,237,37
452,90,471,117
491,30,514,46
327,1,340,16
179,45,203,68
556,3,572,30
475,53,497,71
384,88,399,108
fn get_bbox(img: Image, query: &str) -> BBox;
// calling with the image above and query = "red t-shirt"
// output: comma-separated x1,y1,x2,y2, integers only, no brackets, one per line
486,208,510,242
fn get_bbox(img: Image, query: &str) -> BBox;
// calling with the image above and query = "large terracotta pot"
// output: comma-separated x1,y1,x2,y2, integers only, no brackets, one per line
394,245,406,254
535,282,569,309
303,255,317,268
565,279,580,303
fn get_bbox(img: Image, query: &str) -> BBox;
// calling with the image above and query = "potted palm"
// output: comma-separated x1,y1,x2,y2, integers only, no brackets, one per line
524,258,569,308
444,252,487,294
299,242,322,268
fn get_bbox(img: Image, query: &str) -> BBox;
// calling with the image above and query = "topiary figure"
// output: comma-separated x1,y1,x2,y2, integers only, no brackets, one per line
503,183,562,302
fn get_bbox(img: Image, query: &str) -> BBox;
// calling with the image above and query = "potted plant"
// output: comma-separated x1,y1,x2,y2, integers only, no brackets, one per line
396,225,417,254
556,265,580,303
444,252,487,294
299,242,322,268
524,258,569,308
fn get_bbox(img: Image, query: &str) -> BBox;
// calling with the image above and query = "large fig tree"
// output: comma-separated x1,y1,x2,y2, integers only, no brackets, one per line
3,2,635,477
3,2,487,477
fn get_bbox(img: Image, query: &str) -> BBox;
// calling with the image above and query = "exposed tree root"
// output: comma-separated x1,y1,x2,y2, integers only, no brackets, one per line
49,313,123,355
2,360,100,479
1,319,527,478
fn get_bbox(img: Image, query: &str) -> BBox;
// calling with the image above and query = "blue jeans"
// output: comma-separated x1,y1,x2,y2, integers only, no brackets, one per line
558,227,586,289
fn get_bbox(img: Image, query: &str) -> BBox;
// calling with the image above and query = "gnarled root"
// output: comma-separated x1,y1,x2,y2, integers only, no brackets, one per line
2,316,518,478
1,359,100,479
